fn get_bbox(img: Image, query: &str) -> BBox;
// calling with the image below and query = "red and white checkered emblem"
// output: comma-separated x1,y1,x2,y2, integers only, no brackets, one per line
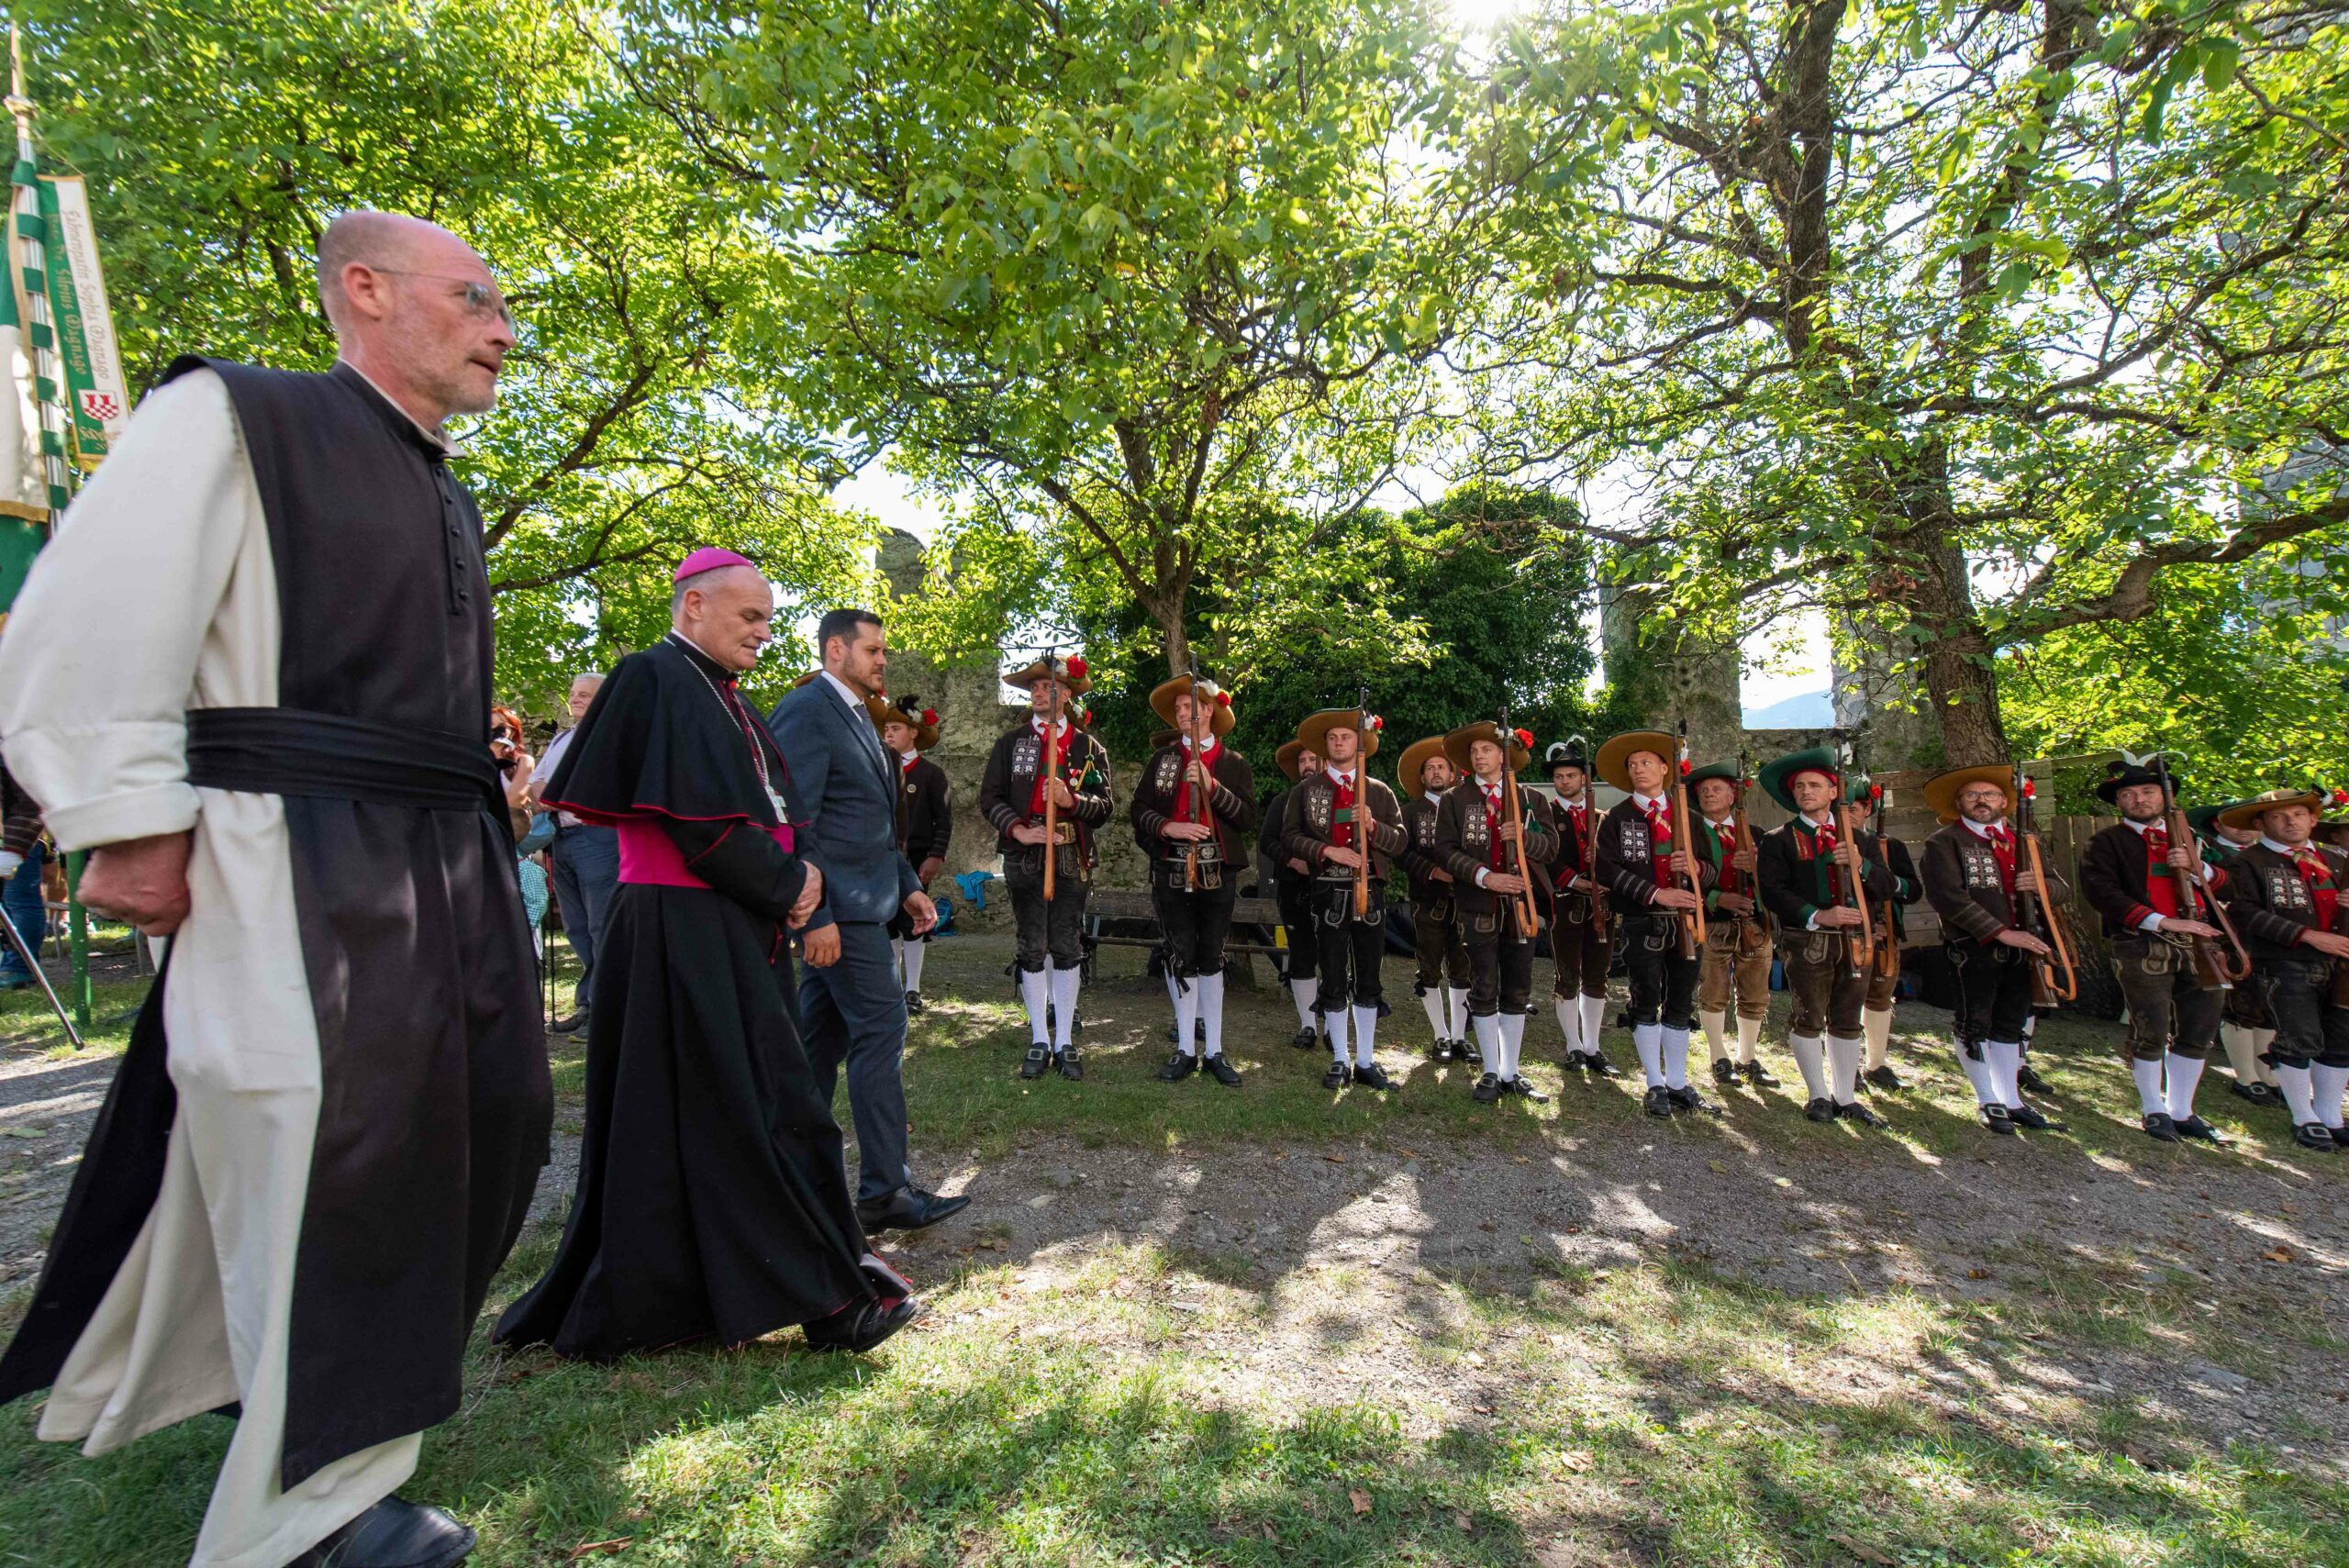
80,391,121,422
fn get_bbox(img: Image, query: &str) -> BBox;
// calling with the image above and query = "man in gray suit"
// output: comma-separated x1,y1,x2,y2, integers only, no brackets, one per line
768,607,971,1233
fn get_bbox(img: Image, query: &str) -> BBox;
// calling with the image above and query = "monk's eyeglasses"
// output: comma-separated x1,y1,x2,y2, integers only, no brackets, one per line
372,268,517,330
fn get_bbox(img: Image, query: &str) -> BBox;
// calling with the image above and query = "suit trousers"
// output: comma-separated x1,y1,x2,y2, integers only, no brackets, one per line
796,919,913,1203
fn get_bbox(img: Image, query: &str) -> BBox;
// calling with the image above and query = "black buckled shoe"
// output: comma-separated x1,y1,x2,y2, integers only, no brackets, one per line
1057,1051,1084,1082
1804,1095,1836,1124
2230,1080,2281,1108
2006,1102,2065,1132
1642,1084,1673,1118
2293,1120,2338,1151
804,1294,925,1354
1666,1085,1709,1114
1505,1075,1549,1103
1978,1104,2018,1136
1321,1060,1353,1090
2016,1063,2051,1095
1019,1043,1050,1080
1353,1062,1398,1092
1291,1024,1321,1051
1472,1072,1503,1104
1711,1058,1740,1086
1585,1051,1622,1079
1206,1054,1243,1087
856,1185,971,1234
1430,1037,1453,1062
2172,1115,2227,1145
904,990,927,1016
1835,1099,1887,1129
290,1497,476,1568
2142,1112,2182,1143
1863,1064,1902,1092
1157,1051,1198,1082
1743,1060,1780,1089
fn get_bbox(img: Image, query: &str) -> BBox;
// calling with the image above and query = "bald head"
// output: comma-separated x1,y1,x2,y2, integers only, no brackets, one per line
317,209,512,428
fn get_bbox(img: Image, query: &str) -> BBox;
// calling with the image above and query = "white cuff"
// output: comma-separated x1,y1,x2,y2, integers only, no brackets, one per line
2138,912,2165,932
41,781,201,853
1474,867,1490,888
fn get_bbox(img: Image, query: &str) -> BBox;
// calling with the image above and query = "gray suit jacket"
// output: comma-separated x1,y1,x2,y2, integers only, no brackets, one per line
767,677,921,927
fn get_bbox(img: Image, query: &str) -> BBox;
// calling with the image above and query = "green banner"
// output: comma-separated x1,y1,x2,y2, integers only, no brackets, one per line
37,175,122,467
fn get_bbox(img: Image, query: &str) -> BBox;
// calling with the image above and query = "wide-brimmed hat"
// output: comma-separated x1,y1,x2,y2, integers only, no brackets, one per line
1545,735,1593,775
1148,673,1235,738
1397,735,1455,801
1150,727,1179,751
2093,752,2178,806
1005,651,1090,695
1297,706,1382,761
1921,763,2016,824
1685,761,1742,792
1275,738,1319,782
2215,788,2324,833
1444,720,1534,777
1595,730,1676,794
1845,775,1887,810
2184,801,2237,836
873,691,941,751
1756,746,1840,812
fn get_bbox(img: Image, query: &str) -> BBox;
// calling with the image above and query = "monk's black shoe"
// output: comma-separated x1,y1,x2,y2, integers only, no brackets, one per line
904,990,927,1015
2142,1112,2182,1144
805,1295,925,1354
293,1496,475,1568
1158,1051,1198,1082
1836,1099,1887,1129
1019,1044,1050,1079
1666,1085,1709,1114
2172,1115,2227,1145
1206,1054,1243,1087
1584,1050,1622,1079
2230,1080,2281,1108
857,1185,970,1234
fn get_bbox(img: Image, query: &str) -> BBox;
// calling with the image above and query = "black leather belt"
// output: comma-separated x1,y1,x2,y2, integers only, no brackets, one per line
186,706,504,816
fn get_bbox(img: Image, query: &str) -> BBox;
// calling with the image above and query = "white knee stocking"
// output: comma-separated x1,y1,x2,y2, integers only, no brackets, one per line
1788,1034,1828,1101
1862,1006,1891,1071
1500,1011,1525,1080
1955,1043,2000,1107
1419,989,1450,1041
1019,967,1050,1045
1825,1033,1862,1104
1662,1025,1691,1091
1326,1003,1352,1063
1291,976,1319,1029
1172,973,1200,1058
1554,995,1582,1056
2312,1062,2349,1129
1580,994,1609,1056
1698,1008,1731,1065
1198,973,1226,1058
901,939,925,994
1447,985,1470,1040
1633,1022,1664,1086
2275,1062,2317,1124
1986,1040,2023,1107
1352,1004,1380,1068
1048,963,1080,1051
1474,1013,1503,1076
2164,1052,2204,1121
1736,1012,1765,1065
2130,1057,2166,1117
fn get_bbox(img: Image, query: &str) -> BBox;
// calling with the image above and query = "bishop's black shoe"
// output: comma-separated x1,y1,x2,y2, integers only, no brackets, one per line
1353,1062,1398,1092
1057,1050,1085,1082
1321,1060,1353,1090
904,991,927,1016
1711,1058,1740,1087
1803,1095,1836,1124
1642,1084,1673,1118
1472,1072,1504,1104
1863,1064,1903,1092
1978,1104,2018,1136
2141,1112,2182,1144
2172,1115,2227,1145
1206,1053,1243,1087
290,1496,476,1568
1505,1075,1549,1104
2016,1063,2051,1095
1019,1044,1050,1080
1835,1099,1887,1129
1291,1024,1322,1051
1743,1060,1781,1089
1157,1051,1199,1082
804,1295,925,1354
856,1185,971,1234
2005,1102,2065,1132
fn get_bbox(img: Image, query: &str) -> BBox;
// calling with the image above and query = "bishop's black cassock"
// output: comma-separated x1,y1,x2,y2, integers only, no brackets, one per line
493,633,896,1362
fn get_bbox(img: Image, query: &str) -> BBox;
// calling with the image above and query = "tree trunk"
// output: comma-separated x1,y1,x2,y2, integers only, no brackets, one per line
1903,533,2010,766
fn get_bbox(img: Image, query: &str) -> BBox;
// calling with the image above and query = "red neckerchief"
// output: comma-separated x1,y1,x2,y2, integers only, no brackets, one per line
1798,815,1842,904
1176,737,1221,823
1554,796,1587,884
900,751,918,774
1480,781,1505,870
2289,844,2340,929
2139,821,2181,918
1025,717,1075,818
1976,819,2019,899
1709,817,1741,893
1328,769,1364,851
1640,795,1674,888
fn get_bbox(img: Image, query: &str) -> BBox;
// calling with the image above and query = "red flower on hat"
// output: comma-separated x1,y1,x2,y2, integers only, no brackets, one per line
1065,656,1088,680
1869,783,1884,802
921,708,939,726
2021,777,2037,799
1678,759,1693,776
1512,728,1533,749
1368,715,1384,731
1215,690,1231,707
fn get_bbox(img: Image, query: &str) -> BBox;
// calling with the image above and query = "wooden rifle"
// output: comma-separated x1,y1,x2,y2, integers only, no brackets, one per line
1576,735,1609,943
2148,751,2251,988
1497,705,1541,934
1671,721,1707,958
1729,748,1769,957
1041,649,1063,903
1184,663,1214,893
2012,766,2079,1005
1352,686,1374,919
1832,740,1874,982
1864,782,1902,985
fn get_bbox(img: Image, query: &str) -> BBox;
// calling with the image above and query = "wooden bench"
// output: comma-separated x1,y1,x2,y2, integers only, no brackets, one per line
1081,886,1286,980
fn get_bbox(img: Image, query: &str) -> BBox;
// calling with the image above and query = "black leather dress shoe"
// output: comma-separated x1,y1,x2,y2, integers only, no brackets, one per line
1804,1095,1836,1124
1291,1024,1321,1051
1835,1099,1887,1129
1743,1061,1781,1088
1585,1051,1622,1079
1019,1043,1050,1079
292,1496,476,1568
904,990,927,1015
2172,1115,2226,1145
856,1186,971,1234
1711,1058,1740,1086
2293,1120,2339,1151
1353,1062,1398,1092
1057,1051,1084,1081
2230,1080,2281,1107
2016,1063,2051,1095
1978,1104,2018,1135
1863,1064,1902,1091
1666,1084,1709,1114
1206,1054,1243,1087
548,1011,586,1036
1642,1084,1672,1118
2006,1102,2066,1132
804,1295,925,1354
2142,1112,2182,1143
1321,1060,1353,1090
1505,1075,1549,1103
1157,1051,1198,1082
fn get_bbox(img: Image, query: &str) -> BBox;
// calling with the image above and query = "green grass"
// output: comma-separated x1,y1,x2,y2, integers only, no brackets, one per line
2,932,2344,1565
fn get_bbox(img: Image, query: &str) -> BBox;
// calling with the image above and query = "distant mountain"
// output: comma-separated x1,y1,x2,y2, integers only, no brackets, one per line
1743,687,1834,728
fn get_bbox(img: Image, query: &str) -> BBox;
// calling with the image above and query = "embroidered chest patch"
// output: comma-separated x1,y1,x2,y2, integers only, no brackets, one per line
1463,809,1490,851
1011,735,1041,779
1408,807,1438,848
1305,787,1332,832
1617,819,1651,862
1958,842,2001,890
2266,869,2311,911
1152,751,1182,794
